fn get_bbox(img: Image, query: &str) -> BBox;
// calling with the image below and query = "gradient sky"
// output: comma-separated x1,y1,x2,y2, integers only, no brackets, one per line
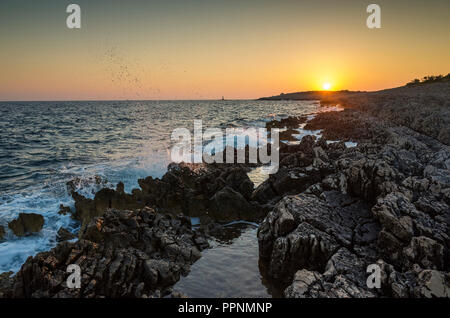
0,0,449,100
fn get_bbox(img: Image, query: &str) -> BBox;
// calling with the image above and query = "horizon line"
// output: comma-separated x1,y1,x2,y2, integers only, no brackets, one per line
0,85,411,103
0,98,261,103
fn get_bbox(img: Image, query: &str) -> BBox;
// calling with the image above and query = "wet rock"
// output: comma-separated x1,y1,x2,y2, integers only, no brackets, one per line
251,181,278,204
0,226,5,240
414,270,450,298
72,163,263,229
266,115,307,129
209,186,259,222
252,164,329,205
72,183,143,233
256,87,450,297
279,128,301,141
271,168,316,195
253,136,338,205
0,272,14,298
258,192,375,283
284,269,323,298
58,204,72,216
365,259,450,298
56,227,76,242
322,83,450,145
8,213,44,237
224,168,254,200
344,157,397,202
304,109,383,142
372,193,414,243
6,206,208,298
284,248,376,298
402,236,445,270
66,175,108,195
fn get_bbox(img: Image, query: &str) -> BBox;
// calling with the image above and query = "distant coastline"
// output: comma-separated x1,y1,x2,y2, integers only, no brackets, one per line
258,90,364,101
258,73,450,101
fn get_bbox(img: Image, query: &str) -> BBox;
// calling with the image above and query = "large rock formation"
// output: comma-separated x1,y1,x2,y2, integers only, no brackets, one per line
319,82,450,145
56,227,76,242
3,207,208,298
70,163,263,233
8,213,45,237
258,108,450,298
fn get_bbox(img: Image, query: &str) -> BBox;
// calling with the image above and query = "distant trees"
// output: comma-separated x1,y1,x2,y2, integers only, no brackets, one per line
407,73,450,86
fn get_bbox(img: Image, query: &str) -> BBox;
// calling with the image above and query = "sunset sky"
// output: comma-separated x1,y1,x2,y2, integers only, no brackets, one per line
0,0,449,101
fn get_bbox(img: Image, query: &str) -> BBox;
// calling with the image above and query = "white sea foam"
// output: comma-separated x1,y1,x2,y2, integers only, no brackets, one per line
0,154,170,273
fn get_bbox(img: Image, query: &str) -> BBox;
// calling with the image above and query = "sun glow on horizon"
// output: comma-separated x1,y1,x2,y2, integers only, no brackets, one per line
322,82,332,90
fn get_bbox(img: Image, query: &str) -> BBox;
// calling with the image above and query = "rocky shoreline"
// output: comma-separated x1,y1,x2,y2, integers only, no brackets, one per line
1,83,449,298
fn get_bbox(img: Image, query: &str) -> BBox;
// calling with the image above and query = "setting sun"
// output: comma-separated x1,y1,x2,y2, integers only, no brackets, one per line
323,82,331,90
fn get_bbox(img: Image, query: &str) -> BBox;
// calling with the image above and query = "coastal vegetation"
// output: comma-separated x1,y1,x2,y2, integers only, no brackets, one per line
407,74,450,86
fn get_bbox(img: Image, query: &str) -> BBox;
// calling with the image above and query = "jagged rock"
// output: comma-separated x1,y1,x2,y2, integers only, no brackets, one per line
321,83,450,145
304,109,383,142
259,105,450,297
251,164,330,205
72,163,263,230
0,272,14,298
372,259,450,298
402,236,445,270
414,270,450,298
72,182,142,233
372,193,414,243
271,168,316,195
6,206,208,298
344,157,397,202
254,136,338,206
251,181,278,204
0,226,5,240
266,115,307,129
258,192,375,283
56,227,76,242
284,269,323,298
8,213,44,237
58,204,72,216
284,248,376,298
209,186,259,221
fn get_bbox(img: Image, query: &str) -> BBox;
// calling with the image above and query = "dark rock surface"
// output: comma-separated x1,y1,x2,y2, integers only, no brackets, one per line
266,115,307,129
58,204,72,216
56,227,76,242
0,271,14,298
70,163,263,232
8,213,45,237
2,207,208,298
0,226,5,240
258,108,450,298
320,82,450,145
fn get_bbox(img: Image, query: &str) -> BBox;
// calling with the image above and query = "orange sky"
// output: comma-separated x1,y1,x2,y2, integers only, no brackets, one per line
0,0,449,100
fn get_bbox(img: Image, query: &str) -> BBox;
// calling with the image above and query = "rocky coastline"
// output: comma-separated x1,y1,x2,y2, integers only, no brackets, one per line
1,83,449,298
